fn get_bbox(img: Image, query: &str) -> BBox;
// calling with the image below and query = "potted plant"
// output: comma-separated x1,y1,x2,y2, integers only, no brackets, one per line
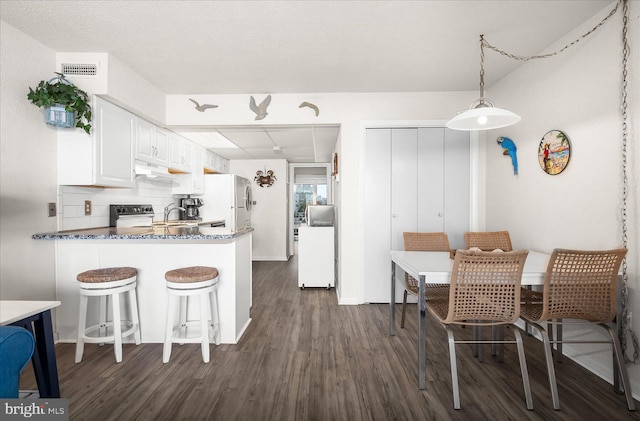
27,73,92,134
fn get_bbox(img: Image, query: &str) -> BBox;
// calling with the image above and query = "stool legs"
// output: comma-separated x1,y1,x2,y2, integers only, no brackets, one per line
200,293,210,363
75,294,89,363
163,282,219,364
163,293,177,363
76,277,140,364
129,288,141,345
210,290,220,346
112,292,122,363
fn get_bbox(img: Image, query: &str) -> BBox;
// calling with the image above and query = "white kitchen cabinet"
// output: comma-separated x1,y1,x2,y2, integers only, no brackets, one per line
136,121,170,167
203,149,219,173
219,157,229,173
169,133,193,173
153,127,170,167
363,127,469,303
58,96,135,187
203,149,222,174
135,118,155,163
172,145,204,195
203,149,229,174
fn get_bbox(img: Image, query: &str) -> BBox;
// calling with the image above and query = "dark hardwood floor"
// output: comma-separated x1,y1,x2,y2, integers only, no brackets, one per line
21,256,640,420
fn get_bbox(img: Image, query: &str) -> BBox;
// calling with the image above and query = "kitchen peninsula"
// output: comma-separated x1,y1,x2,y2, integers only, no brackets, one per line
33,226,253,344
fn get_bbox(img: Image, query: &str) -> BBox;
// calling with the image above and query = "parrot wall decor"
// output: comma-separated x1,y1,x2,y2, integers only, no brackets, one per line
497,136,518,175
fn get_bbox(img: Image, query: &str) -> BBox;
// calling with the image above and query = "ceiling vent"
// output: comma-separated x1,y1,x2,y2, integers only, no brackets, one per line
60,63,98,77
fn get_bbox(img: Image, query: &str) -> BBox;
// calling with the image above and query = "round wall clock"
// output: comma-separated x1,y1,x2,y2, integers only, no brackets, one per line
538,130,571,175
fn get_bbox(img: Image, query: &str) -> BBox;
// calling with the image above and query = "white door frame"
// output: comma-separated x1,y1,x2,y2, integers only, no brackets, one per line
288,163,333,257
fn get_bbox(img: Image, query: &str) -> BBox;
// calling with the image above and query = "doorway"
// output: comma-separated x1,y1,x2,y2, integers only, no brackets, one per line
289,163,332,256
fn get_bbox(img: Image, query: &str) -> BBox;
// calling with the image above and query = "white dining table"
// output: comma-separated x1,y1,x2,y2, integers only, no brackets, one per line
389,250,551,390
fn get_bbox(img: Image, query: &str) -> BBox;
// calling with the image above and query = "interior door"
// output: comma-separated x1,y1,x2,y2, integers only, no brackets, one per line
391,129,418,252
363,129,392,303
443,129,470,250
417,128,445,232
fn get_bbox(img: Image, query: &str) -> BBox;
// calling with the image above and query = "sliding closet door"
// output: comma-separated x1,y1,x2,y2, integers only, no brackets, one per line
363,127,469,303
363,129,392,303
443,128,470,250
390,129,418,252
417,128,445,233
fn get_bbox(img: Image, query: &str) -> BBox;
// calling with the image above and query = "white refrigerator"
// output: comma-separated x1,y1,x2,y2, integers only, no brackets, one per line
199,174,252,231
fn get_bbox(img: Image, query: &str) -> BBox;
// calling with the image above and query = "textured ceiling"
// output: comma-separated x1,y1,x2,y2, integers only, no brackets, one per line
0,0,614,162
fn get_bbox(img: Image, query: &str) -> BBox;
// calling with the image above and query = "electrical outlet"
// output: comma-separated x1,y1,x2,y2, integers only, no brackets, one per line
48,202,56,217
84,200,92,216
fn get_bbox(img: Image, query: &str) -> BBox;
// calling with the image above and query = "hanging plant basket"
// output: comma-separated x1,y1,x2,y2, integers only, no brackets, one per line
27,72,92,134
44,104,75,129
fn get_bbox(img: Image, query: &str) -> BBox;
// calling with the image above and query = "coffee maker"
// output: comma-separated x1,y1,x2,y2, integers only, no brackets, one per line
179,196,204,220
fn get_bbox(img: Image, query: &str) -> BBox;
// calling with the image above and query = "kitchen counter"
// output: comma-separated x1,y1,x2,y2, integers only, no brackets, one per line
33,226,253,345
32,225,252,240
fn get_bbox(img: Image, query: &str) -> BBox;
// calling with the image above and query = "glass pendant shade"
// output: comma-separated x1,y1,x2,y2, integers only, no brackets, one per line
446,102,521,131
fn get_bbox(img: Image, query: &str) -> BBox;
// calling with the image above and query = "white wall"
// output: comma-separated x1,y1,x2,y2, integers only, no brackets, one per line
58,179,175,231
230,159,288,260
166,90,476,304
55,52,166,124
0,21,57,300
486,3,640,394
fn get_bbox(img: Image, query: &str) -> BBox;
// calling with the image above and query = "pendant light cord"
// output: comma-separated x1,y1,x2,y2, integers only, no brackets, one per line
482,0,637,362
617,0,638,363
481,2,619,62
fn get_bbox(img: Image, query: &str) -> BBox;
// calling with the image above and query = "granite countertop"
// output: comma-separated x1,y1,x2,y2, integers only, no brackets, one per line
32,226,254,240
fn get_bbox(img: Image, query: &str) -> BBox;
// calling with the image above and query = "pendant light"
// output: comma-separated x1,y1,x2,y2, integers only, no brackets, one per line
446,35,521,131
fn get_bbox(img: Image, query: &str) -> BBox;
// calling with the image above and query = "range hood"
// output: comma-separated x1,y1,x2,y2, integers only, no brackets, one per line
134,161,174,181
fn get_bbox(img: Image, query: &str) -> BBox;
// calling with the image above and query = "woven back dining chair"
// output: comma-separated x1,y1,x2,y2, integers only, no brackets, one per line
519,248,633,411
464,231,513,251
426,249,532,410
464,230,513,358
401,232,450,328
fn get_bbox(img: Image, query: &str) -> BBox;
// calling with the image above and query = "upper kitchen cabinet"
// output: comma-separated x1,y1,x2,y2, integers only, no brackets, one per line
169,133,192,173
135,119,170,167
203,149,229,174
58,97,135,187
172,145,204,195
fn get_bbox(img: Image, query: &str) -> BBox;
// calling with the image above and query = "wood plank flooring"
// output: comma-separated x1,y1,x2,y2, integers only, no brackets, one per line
21,256,640,420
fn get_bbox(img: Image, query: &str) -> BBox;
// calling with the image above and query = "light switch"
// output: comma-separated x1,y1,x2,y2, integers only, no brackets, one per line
48,202,56,217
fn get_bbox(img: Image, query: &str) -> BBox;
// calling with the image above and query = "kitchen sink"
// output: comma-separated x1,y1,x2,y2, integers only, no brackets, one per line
152,220,199,227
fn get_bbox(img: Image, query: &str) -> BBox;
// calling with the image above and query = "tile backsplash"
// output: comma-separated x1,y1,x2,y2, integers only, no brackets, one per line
58,178,178,230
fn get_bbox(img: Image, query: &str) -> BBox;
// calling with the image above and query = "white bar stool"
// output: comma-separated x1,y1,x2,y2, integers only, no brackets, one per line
75,267,141,363
163,266,220,364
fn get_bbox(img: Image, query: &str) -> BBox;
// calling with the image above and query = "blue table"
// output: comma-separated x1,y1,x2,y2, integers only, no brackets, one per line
1,300,62,398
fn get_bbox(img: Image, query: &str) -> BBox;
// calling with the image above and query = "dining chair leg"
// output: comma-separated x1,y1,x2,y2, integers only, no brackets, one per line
535,323,560,410
473,325,484,361
497,326,505,362
555,319,563,363
514,328,534,410
446,328,461,410
400,290,408,328
601,323,635,411
491,326,497,356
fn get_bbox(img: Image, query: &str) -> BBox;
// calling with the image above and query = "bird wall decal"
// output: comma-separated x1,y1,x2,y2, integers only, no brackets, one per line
299,101,319,116
249,95,271,120
497,136,518,175
188,98,218,112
